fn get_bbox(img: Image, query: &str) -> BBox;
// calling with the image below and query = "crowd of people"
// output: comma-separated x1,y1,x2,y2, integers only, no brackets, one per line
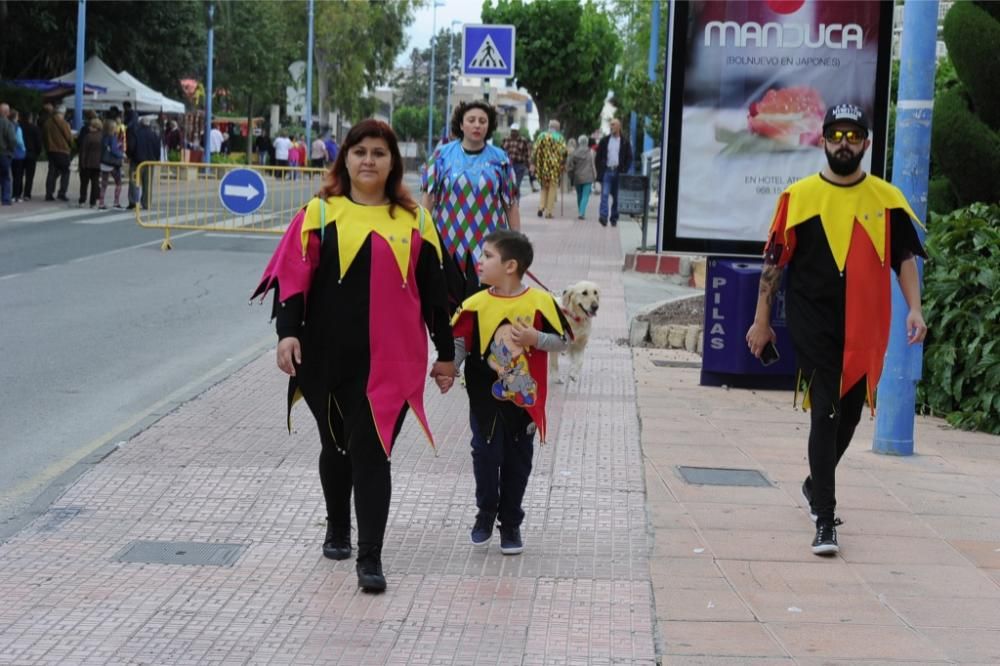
0,99,167,210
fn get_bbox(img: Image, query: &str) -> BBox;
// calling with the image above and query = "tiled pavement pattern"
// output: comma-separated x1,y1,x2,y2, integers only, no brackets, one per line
0,193,658,665
636,350,1000,663
4,185,1000,665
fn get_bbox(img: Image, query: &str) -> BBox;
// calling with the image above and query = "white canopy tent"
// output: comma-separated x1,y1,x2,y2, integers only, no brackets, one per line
117,70,185,114
55,56,184,113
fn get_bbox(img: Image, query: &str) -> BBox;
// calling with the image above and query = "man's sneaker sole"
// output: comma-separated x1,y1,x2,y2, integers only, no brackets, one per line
812,542,840,556
499,543,523,555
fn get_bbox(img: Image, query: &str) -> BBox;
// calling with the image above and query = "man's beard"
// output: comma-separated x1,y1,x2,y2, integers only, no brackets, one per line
825,146,865,176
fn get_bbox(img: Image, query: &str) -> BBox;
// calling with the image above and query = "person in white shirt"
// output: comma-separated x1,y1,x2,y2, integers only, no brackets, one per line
272,131,293,179
594,118,633,227
209,126,224,154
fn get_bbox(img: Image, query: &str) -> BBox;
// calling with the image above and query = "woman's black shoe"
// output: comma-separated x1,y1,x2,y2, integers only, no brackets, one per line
323,522,351,561
356,544,386,592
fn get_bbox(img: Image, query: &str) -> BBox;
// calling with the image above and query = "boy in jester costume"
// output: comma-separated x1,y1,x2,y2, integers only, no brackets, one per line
435,230,571,555
746,104,928,557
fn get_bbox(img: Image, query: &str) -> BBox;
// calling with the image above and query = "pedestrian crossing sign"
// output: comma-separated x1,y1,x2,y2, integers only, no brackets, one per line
462,24,516,78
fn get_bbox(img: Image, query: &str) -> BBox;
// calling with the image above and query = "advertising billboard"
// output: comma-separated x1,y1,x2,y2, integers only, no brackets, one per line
657,0,894,255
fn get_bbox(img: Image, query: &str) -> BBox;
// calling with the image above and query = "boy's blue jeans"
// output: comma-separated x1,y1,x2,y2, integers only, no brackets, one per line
470,413,535,528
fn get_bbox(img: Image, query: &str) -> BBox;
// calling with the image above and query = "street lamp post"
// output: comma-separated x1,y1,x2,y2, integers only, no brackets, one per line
443,20,462,141
305,0,314,150
74,0,86,132
426,0,445,155
204,2,215,165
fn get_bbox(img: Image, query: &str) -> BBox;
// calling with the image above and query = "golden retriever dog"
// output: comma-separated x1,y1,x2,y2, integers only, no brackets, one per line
550,280,601,383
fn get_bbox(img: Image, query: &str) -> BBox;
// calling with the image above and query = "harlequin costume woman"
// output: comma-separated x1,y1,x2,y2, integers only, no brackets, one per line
252,119,456,592
421,100,521,309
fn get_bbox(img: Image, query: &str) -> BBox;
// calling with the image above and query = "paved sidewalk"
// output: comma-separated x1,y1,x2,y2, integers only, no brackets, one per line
0,189,658,665
2,184,999,665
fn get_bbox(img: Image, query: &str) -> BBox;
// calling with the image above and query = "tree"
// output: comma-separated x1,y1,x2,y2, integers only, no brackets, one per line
0,1,206,99
396,28,462,142
481,0,620,136
211,1,301,117
392,105,429,141
312,0,421,126
608,0,668,145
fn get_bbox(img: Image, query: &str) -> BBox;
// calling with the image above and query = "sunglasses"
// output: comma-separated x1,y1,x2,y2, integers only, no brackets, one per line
824,129,867,145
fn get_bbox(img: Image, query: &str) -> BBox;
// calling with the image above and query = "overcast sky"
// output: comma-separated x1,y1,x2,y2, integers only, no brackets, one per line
398,0,487,66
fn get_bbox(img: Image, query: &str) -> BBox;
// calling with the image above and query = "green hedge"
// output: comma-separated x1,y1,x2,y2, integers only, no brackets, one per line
918,203,1000,433
943,1,1000,130
930,87,1000,205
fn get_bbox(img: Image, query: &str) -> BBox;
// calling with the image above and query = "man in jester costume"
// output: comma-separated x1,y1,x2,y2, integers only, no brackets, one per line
746,104,928,557
436,230,571,555
252,120,455,593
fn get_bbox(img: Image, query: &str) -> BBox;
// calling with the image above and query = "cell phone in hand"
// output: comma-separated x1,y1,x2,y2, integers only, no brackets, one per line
759,340,780,366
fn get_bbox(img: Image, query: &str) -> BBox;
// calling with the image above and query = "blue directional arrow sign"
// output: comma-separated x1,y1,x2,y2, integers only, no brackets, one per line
462,24,516,78
218,168,267,216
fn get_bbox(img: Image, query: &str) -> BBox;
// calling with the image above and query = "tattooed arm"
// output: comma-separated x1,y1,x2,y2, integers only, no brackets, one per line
745,264,782,357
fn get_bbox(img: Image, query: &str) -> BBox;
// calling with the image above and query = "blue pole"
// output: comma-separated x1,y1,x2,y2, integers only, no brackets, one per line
643,0,660,155
73,0,86,132
204,2,215,165
872,0,938,456
426,1,439,155
305,0,314,150
628,112,637,173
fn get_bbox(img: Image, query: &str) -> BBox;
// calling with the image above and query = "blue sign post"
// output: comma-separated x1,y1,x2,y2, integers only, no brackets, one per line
218,168,267,216
461,24,516,78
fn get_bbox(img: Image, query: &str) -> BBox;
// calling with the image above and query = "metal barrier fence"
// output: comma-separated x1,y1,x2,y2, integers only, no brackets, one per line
133,161,326,249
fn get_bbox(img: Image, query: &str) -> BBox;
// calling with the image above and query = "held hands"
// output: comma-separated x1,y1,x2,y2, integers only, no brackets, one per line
510,317,540,348
430,360,458,394
906,309,928,345
276,337,302,376
745,321,776,358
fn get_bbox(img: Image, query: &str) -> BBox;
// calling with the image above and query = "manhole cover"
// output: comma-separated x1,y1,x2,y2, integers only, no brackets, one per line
677,466,771,487
114,541,246,566
652,359,701,368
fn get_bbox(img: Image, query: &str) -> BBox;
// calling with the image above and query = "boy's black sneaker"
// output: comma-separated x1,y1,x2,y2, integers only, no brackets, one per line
499,526,523,555
811,521,839,556
470,514,495,547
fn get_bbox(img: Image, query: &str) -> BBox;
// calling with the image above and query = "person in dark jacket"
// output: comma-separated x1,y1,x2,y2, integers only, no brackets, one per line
98,119,125,210
594,118,633,227
77,117,103,207
130,116,161,210
19,112,43,201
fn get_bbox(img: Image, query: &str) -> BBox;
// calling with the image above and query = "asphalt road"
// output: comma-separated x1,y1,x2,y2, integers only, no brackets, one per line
0,200,283,536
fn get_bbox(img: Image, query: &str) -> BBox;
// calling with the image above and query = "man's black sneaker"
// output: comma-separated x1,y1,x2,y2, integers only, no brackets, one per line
811,521,839,556
470,513,495,547
598,217,608,227
322,521,351,561
801,476,844,525
499,525,523,555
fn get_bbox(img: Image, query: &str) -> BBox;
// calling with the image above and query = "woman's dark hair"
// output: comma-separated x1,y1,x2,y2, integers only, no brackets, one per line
450,100,498,141
317,118,417,216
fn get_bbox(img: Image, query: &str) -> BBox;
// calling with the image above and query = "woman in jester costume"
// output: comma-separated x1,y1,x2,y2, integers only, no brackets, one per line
253,120,455,593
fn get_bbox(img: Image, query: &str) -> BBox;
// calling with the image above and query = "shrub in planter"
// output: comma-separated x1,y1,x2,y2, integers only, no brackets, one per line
917,203,1000,433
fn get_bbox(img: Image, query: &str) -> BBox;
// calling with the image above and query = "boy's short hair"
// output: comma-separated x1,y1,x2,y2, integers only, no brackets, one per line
484,229,533,277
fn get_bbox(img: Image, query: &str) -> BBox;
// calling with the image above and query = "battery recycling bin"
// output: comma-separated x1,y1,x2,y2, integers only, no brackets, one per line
700,258,797,389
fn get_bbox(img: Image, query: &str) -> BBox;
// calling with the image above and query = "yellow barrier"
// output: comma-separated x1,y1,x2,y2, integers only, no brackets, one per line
133,161,327,250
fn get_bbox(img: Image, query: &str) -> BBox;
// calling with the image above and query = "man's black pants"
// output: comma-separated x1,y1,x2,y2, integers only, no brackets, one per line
45,152,70,198
807,373,867,524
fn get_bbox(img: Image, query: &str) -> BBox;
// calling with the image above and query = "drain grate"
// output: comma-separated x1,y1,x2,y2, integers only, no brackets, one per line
652,359,701,368
114,541,246,566
677,466,771,487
